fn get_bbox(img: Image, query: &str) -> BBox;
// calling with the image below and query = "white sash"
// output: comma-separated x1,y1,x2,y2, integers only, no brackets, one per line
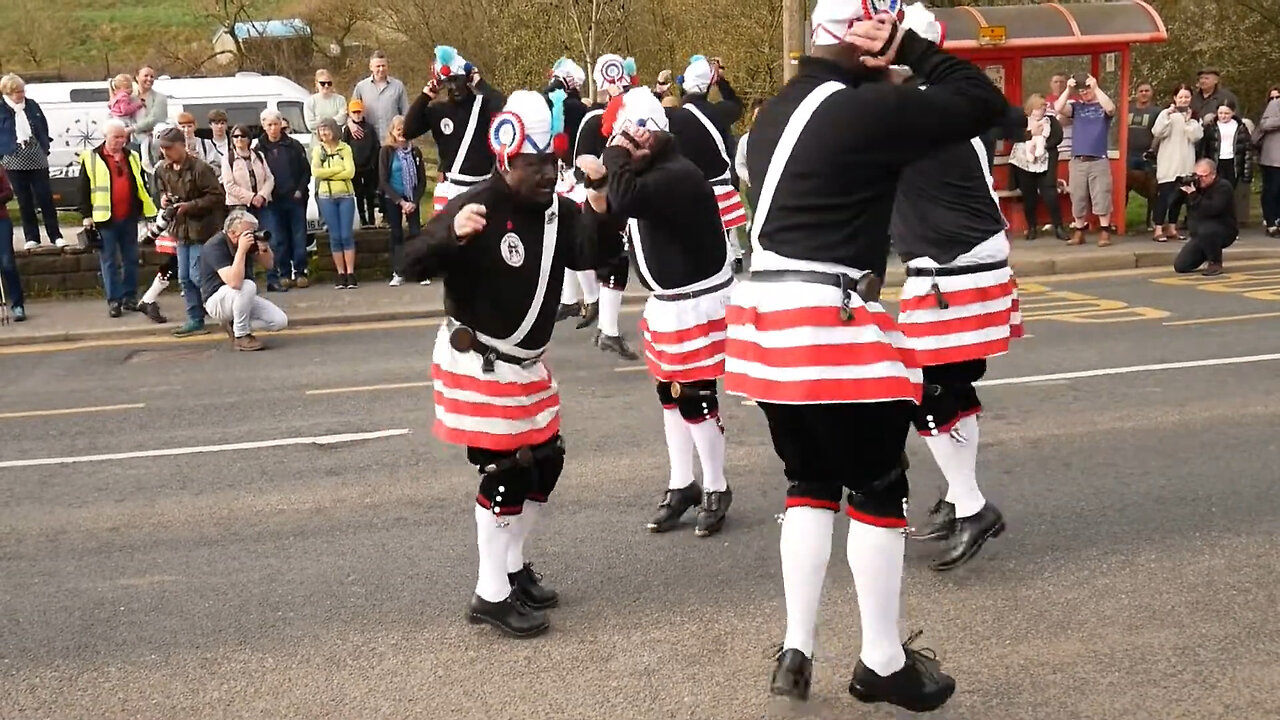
477,203,560,352
448,94,485,179
685,104,733,182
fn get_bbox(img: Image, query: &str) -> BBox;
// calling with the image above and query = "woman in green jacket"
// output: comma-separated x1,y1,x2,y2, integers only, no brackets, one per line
311,117,358,288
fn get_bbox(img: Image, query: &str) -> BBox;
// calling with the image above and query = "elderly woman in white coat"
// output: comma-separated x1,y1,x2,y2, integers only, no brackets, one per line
1150,84,1203,242
0,73,66,249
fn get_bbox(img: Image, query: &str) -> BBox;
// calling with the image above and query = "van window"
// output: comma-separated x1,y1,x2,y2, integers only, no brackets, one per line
69,89,110,103
181,102,267,130
277,101,305,133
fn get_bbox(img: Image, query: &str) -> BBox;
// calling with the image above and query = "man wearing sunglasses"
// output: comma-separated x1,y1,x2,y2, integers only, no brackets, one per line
1174,158,1236,276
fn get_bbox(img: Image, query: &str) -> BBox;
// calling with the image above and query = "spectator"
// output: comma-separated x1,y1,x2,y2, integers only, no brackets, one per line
378,114,425,287
344,99,380,228
132,67,168,174
1254,87,1280,236
177,112,221,174
255,109,311,291
1046,72,1072,157
221,124,273,215
310,117,357,289
1151,84,1203,242
350,50,409,144
153,127,226,337
305,69,348,134
201,209,288,351
1176,159,1236,276
1126,82,1160,231
1190,68,1238,125
1200,103,1252,189
107,74,145,128
77,119,157,318
0,73,66,250
0,167,26,321
1055,74,1116,247
1010,94,1067,240
208,110,231,164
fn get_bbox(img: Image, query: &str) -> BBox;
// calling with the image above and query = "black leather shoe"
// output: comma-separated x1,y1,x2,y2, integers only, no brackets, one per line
930,503,1005,571
108,301,123,318
694,487,733,537
910,499,956,541
508,563,558,610
138,301,167,324
598,333,639,360
769,648,813,700
555,302,580,322
1054,225,1070,241
647,483,703,533
121,298,138,313
848,632,956,712
575,301,599,329
466,594,550,638
1023,229,1037,241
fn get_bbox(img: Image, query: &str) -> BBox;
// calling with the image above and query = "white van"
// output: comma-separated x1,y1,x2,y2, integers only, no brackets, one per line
26,72,331,236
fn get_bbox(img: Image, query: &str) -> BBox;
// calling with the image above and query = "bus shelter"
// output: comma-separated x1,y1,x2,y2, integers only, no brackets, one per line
932,1,1168,234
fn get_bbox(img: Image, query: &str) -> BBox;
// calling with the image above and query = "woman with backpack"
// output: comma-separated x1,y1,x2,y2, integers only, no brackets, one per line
221,124,275,216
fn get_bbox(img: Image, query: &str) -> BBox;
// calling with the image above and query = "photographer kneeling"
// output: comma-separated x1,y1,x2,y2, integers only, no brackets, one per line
200,209,289,351
1175,159,1237,277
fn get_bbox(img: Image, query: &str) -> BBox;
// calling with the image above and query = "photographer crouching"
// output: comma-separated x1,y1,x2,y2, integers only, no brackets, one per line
200,209,288,351
1175,158,1237,276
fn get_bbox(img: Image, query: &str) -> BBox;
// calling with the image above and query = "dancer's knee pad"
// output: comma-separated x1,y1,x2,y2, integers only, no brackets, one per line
673,380,719,423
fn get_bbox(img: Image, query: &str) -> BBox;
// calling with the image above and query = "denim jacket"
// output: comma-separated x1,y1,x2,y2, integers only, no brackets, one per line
0,98,52,157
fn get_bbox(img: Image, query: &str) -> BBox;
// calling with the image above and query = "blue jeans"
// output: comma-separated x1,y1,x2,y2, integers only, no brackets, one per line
0,216,25,308
176,242,205,324
97,219,140,303
263,199,308,284
318,196,356,252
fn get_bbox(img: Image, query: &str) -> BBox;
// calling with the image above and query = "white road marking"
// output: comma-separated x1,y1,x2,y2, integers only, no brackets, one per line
0,429,412,470
306,381,434,396
0,403,146,420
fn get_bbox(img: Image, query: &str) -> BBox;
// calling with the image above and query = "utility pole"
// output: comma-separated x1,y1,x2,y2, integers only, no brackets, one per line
782,0,807,83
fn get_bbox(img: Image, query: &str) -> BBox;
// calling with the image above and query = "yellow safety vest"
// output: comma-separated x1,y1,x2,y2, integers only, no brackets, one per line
79,148,158,223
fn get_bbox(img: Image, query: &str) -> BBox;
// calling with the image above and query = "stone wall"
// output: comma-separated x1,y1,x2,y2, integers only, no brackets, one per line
14,229,397,297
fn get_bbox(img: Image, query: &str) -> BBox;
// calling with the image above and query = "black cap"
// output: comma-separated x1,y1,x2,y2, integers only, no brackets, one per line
1198,68,1221,77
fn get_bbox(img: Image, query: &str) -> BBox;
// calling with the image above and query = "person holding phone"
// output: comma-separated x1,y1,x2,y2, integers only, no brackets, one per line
1150,84,1202,242
1054,73,1116,247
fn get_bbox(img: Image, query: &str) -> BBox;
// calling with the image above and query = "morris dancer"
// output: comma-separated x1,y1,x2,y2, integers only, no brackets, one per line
890,68,1015,572
671,54,747,269
403,89,592,638
405,46,505,216
580,88,734,536
549,56,603,327
727,1,1004,710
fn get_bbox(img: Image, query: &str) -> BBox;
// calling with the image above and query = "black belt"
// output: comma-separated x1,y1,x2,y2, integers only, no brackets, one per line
448,325,542,373
749,270,883,321
904,259,1008,277
652,275,734,302
479,436,565,474
1074,155,1104,161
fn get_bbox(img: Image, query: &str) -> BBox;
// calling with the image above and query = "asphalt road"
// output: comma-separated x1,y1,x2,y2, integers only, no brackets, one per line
3,264,1280,720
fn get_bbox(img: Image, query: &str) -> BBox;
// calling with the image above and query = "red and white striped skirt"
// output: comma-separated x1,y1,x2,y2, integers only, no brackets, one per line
155,232,178,255
430,324,560,451
713,182,747,232
896,264,1022,367
725,279,923,405
639,284,732,383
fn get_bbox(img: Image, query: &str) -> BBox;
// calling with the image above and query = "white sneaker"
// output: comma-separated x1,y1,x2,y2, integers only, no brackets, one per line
388,274,404,287
54,237,70,248
23,241,39,250
419,279,432,286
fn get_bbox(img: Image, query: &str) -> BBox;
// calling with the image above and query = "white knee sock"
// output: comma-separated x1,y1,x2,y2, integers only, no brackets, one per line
578,271,601,304
847,519,906,677
561,269,581,305
688,417,727,492
925,414,985,519
141,273,168,304
662,408,696,490
475,504,514,602
507,499,544,573
598,286,624,336
780,506,835,656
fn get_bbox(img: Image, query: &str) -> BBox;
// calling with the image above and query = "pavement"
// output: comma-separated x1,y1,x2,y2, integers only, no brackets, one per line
6,229,1280,348
3,264,1280,718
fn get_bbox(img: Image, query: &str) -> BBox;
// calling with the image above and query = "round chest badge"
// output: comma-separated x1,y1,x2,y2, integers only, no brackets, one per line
440,118,455,135
500,233,525,267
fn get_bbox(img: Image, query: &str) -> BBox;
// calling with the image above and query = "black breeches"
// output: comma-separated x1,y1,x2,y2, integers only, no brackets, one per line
467,434,565,513
656,379,720,423
597,253,630,290
913,360,986,436
757,400,914,527
158,254,178,282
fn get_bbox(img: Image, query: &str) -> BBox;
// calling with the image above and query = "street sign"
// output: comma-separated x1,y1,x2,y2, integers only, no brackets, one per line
978,25,1008,45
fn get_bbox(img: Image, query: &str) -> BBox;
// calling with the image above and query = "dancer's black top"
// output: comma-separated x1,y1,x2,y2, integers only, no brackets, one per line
573,110,606,182
667,78,743,182
403,174,595,351
562,89,589,146
591,134,728,291
744,31,1007,276
404,80,506,178
891,134,1007,264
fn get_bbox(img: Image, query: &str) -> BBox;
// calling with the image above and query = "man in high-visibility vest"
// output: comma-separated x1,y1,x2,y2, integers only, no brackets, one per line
77,119,157,318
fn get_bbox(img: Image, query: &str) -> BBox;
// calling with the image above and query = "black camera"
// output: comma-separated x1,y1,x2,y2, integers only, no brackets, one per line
1072,72,1090,89
1177,174,1197,189
143,195,181,243
252,229,272,243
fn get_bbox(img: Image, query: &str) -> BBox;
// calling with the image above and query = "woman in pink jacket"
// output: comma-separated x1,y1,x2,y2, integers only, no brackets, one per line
221,124,275,218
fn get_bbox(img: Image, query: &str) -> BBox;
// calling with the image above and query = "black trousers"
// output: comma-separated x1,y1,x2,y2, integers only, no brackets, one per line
468,434,565,514
383,198,421,276
758,400,914,526
1261,166,1280,227
1012,166,1063,231
1174,230,1234,271
352,167,380,225
1153,182,1188,225
914,360,986,436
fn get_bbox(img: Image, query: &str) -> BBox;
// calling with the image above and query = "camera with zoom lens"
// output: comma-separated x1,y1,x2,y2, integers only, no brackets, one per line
143,194,181,243
244,229,272,254
1177,174,1196,189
